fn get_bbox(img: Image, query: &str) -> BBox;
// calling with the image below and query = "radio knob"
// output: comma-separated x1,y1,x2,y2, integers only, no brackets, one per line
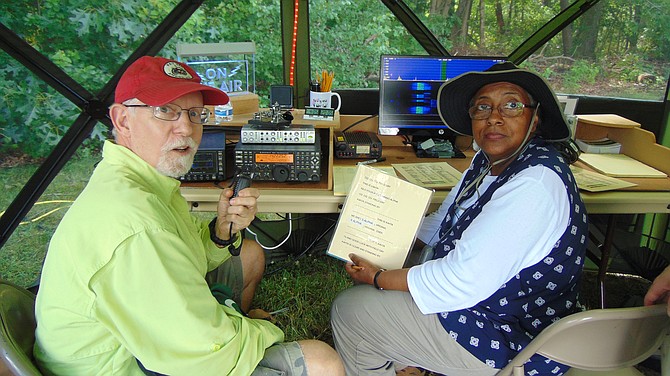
297,171,308,182
311,174,320,181
272,165,289,183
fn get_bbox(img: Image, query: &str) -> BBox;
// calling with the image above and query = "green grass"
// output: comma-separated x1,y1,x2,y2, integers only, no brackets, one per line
254,254,351,345
0,155,99,287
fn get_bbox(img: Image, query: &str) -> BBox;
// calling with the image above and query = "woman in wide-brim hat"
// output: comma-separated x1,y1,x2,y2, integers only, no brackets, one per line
331,62,588,376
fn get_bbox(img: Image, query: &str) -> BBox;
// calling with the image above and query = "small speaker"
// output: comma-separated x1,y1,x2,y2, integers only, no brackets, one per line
270,85,293,109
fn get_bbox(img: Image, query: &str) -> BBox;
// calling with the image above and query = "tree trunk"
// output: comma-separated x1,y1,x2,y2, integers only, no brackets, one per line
479,0,485,47
450,0,473,51
495,0,505,34
627,3,642,52
430,0,452,16
572,1,604,60
559,0,572,55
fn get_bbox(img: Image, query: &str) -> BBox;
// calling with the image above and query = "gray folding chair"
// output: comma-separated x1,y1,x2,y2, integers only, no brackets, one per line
497,304,670,376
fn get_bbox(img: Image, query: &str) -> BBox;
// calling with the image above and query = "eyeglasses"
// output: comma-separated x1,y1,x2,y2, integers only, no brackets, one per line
124,104,210,124
468,101,537,120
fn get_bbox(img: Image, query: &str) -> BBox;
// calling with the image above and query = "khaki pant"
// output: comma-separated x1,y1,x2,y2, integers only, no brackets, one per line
331,285,498,376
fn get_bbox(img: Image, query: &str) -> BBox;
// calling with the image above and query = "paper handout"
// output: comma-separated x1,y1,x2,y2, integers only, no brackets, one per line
327,165,434,270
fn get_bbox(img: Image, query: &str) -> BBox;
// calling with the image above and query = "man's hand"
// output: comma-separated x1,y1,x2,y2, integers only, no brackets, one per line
644,265,670,316
214,187,259,240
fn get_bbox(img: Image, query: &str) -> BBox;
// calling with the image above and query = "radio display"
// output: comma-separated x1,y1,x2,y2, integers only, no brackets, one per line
190,152,217,173
255,153,294,163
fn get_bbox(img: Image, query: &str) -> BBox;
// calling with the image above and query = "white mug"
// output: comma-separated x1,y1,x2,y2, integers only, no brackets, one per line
309,91,341,111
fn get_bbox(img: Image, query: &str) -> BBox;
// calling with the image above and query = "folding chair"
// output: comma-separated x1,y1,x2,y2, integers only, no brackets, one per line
0,280,42,375
497,304,670,376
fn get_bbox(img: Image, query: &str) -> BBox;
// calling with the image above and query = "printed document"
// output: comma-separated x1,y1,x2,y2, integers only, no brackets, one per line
570,166,637,192
392,162,462,189
327,165,434,270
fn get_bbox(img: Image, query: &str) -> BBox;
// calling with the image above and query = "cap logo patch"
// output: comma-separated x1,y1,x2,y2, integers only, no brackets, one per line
163,62,192,80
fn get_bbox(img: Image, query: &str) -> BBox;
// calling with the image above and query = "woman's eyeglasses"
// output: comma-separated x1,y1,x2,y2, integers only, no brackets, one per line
468,101,537,120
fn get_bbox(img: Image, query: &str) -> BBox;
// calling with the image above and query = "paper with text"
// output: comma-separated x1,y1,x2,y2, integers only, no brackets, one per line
570,166,637,192
333,165,397,196
327,165,434,270
392,162,462,189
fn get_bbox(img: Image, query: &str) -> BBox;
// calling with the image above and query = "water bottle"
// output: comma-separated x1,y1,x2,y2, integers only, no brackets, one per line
214,102,233,123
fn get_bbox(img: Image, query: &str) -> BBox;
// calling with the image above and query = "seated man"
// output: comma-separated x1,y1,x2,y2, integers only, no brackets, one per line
34,56,343,376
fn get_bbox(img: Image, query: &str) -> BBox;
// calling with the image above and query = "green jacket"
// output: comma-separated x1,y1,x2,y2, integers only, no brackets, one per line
35,141,283,375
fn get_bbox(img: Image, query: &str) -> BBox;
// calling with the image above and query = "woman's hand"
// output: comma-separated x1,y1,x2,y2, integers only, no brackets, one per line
344,253,411,292
344,253,381,286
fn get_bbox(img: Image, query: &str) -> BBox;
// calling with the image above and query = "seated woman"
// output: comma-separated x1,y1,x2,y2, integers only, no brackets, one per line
330,62,588,376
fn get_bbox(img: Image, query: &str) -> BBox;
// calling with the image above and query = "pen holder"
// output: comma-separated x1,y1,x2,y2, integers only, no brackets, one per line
309,91,341,111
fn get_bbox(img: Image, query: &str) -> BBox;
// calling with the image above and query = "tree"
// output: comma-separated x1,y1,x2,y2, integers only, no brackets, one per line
571,0,604,60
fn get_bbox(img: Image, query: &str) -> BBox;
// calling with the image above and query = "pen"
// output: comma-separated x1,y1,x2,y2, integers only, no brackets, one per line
357,157,386,166
269,307,289,315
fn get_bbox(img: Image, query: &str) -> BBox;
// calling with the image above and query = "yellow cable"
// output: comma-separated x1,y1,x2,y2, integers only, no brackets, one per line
0,200,73,225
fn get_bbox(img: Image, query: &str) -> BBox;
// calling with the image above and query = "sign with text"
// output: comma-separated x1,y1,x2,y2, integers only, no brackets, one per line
186,60,252,94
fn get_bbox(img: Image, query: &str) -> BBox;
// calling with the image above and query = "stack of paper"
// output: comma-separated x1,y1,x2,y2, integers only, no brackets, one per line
575,138,621,154
579,153,667,178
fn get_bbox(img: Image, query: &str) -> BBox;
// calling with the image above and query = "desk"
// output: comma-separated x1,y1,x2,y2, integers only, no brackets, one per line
182,132,670,308
182,141,670,215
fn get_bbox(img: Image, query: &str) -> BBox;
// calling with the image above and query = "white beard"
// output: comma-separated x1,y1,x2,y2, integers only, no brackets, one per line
156,137,198,178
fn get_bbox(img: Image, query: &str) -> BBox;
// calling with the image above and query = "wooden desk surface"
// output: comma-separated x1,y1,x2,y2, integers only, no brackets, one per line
181,136,670,215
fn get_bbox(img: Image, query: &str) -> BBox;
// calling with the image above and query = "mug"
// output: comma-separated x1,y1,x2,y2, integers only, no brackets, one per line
309,91,341,111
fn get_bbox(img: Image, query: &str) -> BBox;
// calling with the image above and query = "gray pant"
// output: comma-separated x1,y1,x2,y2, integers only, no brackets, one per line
207,258,308,376
330,285,498,376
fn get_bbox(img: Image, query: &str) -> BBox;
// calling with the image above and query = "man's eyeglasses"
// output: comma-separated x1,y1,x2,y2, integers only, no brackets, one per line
468,101,537,120
124,104,211,124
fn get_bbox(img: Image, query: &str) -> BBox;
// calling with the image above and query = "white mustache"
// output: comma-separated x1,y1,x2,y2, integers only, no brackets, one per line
162,137,198,153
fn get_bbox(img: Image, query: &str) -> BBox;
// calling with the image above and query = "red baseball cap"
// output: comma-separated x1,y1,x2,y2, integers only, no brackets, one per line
115,56,229,106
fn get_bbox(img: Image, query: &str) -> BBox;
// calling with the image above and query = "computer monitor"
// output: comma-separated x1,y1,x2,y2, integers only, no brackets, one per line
378,55,507,140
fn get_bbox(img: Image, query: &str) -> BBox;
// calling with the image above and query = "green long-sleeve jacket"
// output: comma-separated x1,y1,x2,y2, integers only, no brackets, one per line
35,141,283,375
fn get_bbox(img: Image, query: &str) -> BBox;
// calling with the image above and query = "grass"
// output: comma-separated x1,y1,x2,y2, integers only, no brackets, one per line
254,254,351,344
0,154,99,287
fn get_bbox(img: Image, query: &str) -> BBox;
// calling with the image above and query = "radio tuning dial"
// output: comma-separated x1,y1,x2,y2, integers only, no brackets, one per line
297,171,308,182
272,165,290,183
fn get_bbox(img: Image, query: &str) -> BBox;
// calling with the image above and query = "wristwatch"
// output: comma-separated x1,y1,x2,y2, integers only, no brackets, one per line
208,217,243,256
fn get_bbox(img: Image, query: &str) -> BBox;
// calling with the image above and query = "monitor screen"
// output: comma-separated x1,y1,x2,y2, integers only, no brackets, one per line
378,55,507,138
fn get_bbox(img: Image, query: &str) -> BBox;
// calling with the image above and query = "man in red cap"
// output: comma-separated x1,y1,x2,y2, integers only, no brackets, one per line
34,56,343,376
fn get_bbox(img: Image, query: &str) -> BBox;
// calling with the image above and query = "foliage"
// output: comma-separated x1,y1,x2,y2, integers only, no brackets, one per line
1,0,669,159
562,59,601,91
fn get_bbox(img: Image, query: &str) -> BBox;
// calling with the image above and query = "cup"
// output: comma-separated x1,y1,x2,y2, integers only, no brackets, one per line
309,91,341,111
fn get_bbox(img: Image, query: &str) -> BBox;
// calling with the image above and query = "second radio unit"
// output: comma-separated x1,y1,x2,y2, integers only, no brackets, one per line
235,133,321,182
